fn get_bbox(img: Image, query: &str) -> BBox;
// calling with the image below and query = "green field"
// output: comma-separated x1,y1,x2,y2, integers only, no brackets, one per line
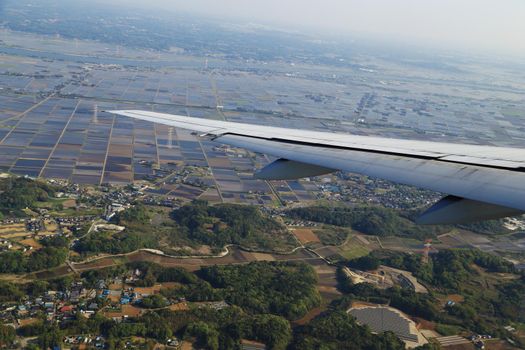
338,236,370,259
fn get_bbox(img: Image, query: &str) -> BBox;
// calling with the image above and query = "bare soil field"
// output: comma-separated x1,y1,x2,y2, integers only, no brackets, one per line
34,246,328,282
0,223,26,233
103,304,143,318
293,228,320,244
74,257,124,272
413,317,437,331
169,302,189,312
62,199,76,208
133,284,162,295
19,238,43,250
314,264,341,302
248,252,276,261
180,341,193,350
33,265,72,279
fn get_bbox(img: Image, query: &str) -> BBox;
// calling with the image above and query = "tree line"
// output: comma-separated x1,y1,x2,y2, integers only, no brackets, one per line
286,205,446,239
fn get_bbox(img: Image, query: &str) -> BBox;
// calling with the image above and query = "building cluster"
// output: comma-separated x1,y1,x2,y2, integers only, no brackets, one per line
284,219,319,228
64,335,105,348
142,195,181,209
1,281,98,330
315,173,440,209
0,268,199,348
468,334,493,349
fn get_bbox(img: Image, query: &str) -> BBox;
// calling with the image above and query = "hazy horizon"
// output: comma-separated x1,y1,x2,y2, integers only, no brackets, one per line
105,0,525,58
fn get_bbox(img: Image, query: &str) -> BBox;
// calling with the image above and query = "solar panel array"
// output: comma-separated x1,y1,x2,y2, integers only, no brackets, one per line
348,307,419,343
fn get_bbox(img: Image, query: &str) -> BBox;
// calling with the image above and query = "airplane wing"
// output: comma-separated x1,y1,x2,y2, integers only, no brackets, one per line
107,110,525,224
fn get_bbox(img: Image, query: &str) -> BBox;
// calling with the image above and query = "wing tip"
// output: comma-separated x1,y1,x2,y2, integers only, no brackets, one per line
104,110,137,115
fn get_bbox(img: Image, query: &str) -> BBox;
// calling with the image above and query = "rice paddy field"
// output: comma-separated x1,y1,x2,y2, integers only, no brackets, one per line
0,52,323,206
2,28,525,211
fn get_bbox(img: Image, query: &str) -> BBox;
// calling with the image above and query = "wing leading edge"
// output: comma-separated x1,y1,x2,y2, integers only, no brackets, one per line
107,110,525,224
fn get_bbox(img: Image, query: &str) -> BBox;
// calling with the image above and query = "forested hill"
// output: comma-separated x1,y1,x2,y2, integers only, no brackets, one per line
340,248,525,337
286,205,446,239
0,177,57,216
171,200,293,250
198,261,321,320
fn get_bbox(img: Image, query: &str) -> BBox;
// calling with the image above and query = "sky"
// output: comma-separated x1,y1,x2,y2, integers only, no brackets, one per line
121,0,525,57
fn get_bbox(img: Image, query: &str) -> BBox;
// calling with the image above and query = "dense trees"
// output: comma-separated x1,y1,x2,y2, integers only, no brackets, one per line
117,204,150,225
0,279,91,306
0,281,24,302
76,201,295,255
290,310,405,350
250,314,292,350
0,251,27,274
74,230,156,255
141,294,168,309
19,322,64,349
37,325,64,350
0,246,68,274
199,261,321,320
12,250,520,349
494,275,525,323
126,262,199,287
125,261,320,320
388,288,439,321
105,261,320,320
86,305,403,350
289,204,510,238
337,280,439,321
341,249,525,337
171,200,292,250
0,177,56,213
0,325,15,347
376,249,515,290
28,246,68,271
346,255,381,271
459,220,510,235
287,205,444,239
161,307,292,350
65,305,292,350
186,322,220,350
0,179,70,273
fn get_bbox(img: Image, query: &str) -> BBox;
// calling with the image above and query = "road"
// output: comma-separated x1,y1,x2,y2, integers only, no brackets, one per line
25,243,325,280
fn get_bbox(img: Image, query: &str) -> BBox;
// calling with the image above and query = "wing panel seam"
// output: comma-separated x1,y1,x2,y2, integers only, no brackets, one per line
220,133,525,172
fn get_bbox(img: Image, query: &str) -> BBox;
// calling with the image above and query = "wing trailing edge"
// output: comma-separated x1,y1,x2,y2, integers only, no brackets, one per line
106,110,525,224
255,159,336,180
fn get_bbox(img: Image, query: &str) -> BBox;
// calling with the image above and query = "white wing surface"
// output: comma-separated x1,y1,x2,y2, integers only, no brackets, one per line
107,110,525,224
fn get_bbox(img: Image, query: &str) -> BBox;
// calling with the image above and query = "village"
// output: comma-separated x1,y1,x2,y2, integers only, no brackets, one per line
0,263,242,350
0,173,523,349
